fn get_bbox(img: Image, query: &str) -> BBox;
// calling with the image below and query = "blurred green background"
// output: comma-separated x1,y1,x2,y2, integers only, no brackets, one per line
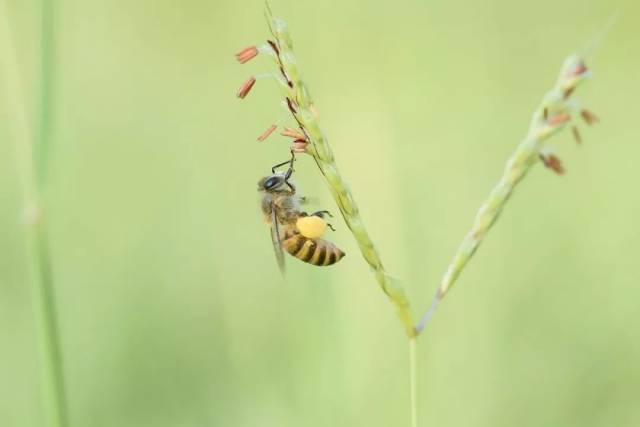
2,0,640,426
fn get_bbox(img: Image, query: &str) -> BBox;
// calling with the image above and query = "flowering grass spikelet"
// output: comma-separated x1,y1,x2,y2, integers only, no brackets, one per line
416,54,597,333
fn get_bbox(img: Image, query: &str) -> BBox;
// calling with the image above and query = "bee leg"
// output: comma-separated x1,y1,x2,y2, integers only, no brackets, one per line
271,157,293,174
284,167,296,192
282,150,297,192
309,210,336,231
311,210,333,218
271,149,296,173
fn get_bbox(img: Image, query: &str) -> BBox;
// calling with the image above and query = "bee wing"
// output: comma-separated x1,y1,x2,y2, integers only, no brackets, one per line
270,203,286,274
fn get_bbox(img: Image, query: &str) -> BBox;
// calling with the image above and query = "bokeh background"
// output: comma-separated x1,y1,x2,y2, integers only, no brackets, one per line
2,0,640,426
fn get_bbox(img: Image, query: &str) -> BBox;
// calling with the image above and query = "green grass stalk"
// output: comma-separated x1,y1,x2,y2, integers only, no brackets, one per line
416,54,594,333
262,7,417,337
409,337,418,427
36,0,56,184
0,2,69,426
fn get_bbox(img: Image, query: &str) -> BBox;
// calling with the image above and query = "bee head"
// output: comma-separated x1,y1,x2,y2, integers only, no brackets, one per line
257,173,288,192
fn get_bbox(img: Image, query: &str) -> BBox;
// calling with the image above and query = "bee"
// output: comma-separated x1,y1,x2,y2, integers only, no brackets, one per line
258,153,345,272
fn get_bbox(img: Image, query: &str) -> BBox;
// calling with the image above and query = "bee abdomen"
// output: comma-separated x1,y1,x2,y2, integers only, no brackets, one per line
282,232,345,267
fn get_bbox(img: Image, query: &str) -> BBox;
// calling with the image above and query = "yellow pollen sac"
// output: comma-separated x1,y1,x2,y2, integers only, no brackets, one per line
296,215,327,238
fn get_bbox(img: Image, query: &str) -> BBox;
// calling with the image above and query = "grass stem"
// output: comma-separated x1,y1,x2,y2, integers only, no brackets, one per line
0,1,68,426
36,0,56,184
409,338,418,427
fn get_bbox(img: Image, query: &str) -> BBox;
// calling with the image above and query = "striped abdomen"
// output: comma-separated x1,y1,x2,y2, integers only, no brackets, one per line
282,229,345,266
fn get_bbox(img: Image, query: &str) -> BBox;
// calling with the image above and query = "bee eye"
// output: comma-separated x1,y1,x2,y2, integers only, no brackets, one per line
264,176,280,190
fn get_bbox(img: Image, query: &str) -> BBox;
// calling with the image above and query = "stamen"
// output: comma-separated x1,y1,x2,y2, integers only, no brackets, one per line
235,46,259,64
257,125,278,142
571,125,582,144
236,76,256,99
563,86,575,100
567,60,588,77
540,154,565,175
581,109,599,125
281,127,305,139
292,138,308,153
547,112,571,126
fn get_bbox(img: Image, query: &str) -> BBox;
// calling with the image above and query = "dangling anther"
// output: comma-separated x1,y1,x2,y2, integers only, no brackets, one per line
563,86,575,100
580,109,599,125
547,112,571,126
235,46,259,64
281,127,306,140
292,138,308,154
571,126,582,145
568,60,588,77
540,153,565,175
236,76,256,99
257,124,278,142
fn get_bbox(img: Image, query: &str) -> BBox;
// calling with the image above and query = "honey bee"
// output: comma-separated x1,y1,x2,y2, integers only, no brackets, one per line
258,153,345,272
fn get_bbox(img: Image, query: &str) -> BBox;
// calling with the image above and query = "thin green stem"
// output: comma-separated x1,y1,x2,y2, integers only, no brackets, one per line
28,222,68,427
0,2,68,426
36,0,56,185
409,338,418,427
